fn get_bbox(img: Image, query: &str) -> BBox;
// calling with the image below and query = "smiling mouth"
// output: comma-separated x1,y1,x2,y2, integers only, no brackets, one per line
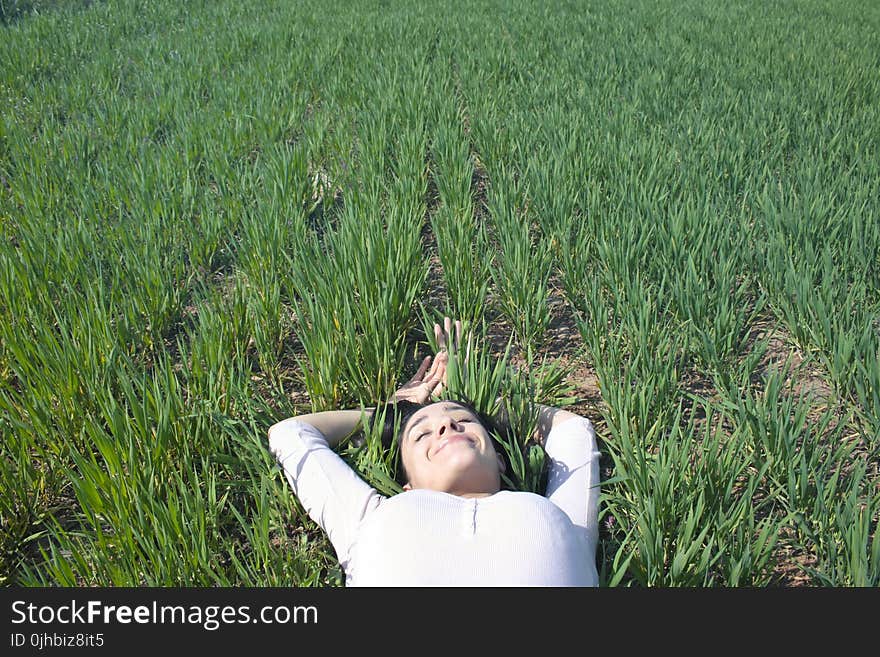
434,434,475,455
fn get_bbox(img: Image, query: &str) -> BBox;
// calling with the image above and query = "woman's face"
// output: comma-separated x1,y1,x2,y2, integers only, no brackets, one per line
399,401,504,497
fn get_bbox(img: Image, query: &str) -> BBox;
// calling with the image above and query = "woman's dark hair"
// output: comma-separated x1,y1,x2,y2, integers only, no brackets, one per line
372,398,514,488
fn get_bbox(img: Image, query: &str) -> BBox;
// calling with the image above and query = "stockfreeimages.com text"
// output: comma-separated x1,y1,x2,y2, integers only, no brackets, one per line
10,600,317,631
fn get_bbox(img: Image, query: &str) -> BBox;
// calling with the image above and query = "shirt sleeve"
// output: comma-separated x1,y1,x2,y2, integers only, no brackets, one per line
543,415,601,551
268,418,383,572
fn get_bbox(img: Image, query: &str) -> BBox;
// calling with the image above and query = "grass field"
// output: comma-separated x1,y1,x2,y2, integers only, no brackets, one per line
1,0,878,586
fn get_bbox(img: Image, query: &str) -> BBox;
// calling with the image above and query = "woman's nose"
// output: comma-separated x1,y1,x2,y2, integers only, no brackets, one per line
437,417,460,435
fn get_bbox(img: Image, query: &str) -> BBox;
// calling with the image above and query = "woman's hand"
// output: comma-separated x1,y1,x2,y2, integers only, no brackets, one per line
392,353,447,404
392,317,463,404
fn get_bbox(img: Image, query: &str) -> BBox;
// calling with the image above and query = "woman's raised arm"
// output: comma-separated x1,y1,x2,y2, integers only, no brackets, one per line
537,404,600,576
269,409,371,449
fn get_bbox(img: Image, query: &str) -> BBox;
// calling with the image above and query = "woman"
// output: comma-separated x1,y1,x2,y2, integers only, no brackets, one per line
268,318,601,586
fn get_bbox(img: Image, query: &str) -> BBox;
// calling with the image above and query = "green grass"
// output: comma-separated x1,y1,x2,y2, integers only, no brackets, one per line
1,0,878,586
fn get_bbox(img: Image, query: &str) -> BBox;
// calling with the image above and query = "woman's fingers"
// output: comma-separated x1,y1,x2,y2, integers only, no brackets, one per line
435,316,464,352
428,316,463,395
432,357,447,397
426,352,444,380
427,352,446,378
434,322,444,350
408,355,431,384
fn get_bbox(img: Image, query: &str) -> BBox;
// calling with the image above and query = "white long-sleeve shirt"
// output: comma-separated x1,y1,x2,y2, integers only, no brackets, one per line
269,415,601,586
